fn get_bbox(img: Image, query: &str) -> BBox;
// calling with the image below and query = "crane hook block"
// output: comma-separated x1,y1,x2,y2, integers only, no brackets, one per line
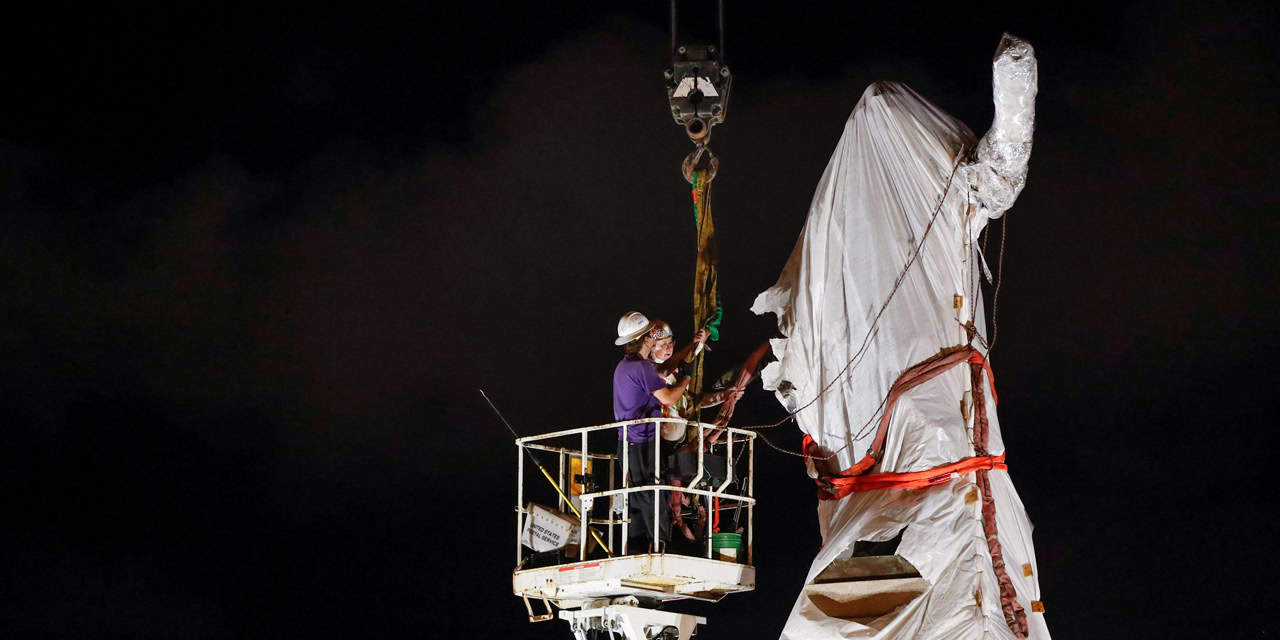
665,44,732,146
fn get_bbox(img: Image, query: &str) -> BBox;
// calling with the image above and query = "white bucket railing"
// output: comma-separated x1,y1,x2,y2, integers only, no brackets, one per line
515,418,755,566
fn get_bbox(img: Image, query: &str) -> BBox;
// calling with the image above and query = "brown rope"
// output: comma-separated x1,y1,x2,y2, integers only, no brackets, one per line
971,358,1027,637
987,213,1008,353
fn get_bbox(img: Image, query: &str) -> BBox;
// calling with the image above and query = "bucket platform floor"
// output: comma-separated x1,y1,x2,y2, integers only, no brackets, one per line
513,553,755,609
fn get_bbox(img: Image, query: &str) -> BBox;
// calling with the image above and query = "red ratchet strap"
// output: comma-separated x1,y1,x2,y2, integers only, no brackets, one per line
800,345,1027,636
801,345,1002,500
970,351,997,406
815,453,1007,499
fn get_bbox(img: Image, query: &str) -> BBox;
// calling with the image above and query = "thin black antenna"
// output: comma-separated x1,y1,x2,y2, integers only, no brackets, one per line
479,388,520,439
480,388,615,556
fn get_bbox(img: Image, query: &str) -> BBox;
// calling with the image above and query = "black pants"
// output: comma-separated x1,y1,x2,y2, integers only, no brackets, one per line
618,439,671,548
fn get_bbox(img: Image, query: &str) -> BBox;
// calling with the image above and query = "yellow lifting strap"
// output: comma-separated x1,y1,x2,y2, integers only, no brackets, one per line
688,169,718,410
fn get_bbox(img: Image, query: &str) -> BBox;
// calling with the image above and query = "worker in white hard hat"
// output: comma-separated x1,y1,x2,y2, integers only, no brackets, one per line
612,313,700,440
646,319,742,440
644,319,714,545
611,311,695,550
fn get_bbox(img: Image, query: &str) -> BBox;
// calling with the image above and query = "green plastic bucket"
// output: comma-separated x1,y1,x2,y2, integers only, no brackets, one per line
711,532,742,563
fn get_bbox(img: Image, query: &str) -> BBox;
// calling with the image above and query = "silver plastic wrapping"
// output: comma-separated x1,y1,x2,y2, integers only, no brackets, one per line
963,33,1038,231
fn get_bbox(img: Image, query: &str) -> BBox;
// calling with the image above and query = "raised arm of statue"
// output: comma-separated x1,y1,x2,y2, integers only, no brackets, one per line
965,33,1038,225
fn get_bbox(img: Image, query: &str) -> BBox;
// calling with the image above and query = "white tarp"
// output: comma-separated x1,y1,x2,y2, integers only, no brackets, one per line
751,35,1048,639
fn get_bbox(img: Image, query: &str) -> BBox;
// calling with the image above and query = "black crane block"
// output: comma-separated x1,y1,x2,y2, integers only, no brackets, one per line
664,44,732,145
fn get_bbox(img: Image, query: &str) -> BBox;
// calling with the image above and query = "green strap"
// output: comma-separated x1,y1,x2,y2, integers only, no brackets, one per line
691,170,701,227
705,293,723,341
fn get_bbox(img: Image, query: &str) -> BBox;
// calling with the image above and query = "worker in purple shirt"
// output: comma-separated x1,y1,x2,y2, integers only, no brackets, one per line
611,311,703,550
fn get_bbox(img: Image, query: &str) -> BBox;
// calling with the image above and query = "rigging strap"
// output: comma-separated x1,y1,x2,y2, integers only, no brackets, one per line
798,346,1028,638
802,345,995,484
687,169,719,411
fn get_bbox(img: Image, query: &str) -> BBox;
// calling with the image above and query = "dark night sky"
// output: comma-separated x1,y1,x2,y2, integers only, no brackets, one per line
5,2,1278,638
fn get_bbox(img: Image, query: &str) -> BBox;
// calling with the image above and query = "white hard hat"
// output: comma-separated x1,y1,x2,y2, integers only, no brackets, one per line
647,320,672,341
615,311,653,345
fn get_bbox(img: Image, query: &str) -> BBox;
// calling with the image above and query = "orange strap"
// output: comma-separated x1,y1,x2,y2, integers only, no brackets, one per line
819,453,1006,499
802,434,876,478
969,351,998,406
800,346,1003,500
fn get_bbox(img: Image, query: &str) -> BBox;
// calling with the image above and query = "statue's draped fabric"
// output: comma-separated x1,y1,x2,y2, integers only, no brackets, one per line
752,35,1049,639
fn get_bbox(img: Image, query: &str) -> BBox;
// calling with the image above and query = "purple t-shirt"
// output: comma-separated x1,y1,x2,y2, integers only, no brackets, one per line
612,356,667,442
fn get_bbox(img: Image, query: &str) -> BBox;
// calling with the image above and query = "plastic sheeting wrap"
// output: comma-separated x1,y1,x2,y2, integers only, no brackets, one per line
751,35,1047,639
